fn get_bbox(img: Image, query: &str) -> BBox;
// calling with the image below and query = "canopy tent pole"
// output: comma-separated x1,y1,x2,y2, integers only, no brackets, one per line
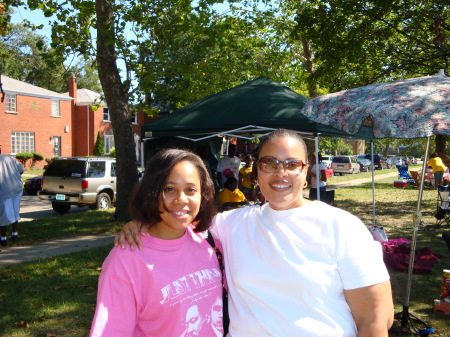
370,141,376,226
314,135,321,201
400,136,431,329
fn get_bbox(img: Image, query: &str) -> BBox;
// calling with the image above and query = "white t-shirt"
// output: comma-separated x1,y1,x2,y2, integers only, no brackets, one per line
311,162,327,188
216,155,241,185
211,201,389,337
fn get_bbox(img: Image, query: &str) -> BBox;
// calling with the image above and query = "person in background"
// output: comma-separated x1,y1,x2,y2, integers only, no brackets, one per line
217,177,247,211
216,143,241,189
117,129,394,337
438,151,450,168
307,152,327,200
238,154,254,201
0,154,24,246
427,152,446,188
90,148,223,337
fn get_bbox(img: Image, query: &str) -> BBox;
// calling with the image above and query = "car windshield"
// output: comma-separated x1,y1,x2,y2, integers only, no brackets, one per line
44,160,86,178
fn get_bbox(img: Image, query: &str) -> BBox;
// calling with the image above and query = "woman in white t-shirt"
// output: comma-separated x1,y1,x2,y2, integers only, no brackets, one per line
117,129,394,337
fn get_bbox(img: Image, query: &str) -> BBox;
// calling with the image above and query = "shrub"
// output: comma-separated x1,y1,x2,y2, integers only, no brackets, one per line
93,131,104,156
15,152,33,168
109,147,116,158
31,152,44,168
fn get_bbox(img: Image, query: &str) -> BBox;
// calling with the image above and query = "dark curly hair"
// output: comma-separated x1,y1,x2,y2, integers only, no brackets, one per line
129,148,217,232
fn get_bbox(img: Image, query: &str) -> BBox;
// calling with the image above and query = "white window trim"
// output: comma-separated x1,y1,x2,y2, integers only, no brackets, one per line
104,134,115,154
51,99,61,117
131,113,137,124
11,131,35,155
6,94,17,113
103,108,111,122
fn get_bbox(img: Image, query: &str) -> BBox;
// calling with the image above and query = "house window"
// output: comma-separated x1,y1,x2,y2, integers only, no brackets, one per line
11,132,35,154
104,134,115,154
6,94,17,113
103,108,110,121
131,113,137,124
51,100,60,117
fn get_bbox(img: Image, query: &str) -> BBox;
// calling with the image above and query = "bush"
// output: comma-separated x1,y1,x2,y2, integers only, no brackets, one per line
31,152,44,168
109,147,116,158
15,152,33,168
93,131,104,156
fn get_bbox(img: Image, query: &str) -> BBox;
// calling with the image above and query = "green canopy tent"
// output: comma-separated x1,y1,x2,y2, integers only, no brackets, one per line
141,77,373,143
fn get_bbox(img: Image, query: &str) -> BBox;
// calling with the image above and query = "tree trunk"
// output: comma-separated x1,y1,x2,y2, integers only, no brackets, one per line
301,37,319,99
96,0,138,221
436,135,447,153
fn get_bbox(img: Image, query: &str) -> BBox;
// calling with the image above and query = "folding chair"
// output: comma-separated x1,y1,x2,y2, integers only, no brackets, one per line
397,165,415,185
435,184,450,226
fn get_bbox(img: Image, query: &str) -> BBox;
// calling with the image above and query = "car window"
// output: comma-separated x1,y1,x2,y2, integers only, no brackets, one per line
333,157,349,163
88,162,106,178
111,162,117,177
44,160,86,178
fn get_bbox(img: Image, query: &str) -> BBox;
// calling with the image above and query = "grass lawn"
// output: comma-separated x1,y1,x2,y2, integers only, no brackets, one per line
1,167,449,336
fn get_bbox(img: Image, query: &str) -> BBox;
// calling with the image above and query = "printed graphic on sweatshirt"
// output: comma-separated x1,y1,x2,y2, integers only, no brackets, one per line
158,267,223,336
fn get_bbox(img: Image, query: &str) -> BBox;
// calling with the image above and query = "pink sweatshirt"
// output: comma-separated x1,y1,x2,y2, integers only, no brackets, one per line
90,225,224,337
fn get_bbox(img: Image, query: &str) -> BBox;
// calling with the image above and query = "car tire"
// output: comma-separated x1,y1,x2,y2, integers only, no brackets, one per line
52,202,71,214
96,192,111,211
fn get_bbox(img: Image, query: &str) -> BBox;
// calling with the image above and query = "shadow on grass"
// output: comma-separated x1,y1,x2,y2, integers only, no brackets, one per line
0,245,112,337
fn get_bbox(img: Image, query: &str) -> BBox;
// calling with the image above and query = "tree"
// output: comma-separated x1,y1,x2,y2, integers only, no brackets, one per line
294,0,449,92
0,22,101,92
2,0,312,220
93,131,104,156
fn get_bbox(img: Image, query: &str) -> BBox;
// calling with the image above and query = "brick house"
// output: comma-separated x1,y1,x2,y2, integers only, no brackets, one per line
1,75,148,168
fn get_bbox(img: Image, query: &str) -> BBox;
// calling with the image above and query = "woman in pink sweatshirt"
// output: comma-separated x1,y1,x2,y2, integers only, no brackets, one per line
90,149,224,337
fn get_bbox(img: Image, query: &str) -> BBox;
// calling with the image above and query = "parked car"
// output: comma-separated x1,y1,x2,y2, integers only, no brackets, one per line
384,157,394,169
321,155,333,169
23,175,43,195
392,157,405,167
331,155,360,175
357,158,372,172
38,157,117,214
407,156,417,165
364,154,386,170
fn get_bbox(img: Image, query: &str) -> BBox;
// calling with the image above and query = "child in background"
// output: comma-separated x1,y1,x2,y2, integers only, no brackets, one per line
218,177,247,211
239,154,254,201
90,148,223,337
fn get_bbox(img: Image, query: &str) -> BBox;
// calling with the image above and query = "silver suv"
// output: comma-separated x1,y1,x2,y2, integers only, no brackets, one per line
38,157,116,214
332,155,360,175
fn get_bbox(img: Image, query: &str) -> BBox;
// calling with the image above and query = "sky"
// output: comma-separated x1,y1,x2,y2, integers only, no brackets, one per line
11,6,53,38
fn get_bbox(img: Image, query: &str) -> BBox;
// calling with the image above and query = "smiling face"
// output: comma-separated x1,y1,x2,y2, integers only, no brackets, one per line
257,136,308,211
150,161,202,240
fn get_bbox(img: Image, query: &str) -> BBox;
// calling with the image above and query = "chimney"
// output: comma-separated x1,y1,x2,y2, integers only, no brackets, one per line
68,74,77,104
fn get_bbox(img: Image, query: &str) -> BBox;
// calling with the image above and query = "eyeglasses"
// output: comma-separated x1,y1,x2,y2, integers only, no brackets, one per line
257,156,305,173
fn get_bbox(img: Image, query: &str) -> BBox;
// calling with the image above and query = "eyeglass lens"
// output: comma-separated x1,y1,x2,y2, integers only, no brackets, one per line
258,157,303,172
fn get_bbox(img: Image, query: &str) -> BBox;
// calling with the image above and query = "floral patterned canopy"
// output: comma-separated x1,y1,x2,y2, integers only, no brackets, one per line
300,70,450,139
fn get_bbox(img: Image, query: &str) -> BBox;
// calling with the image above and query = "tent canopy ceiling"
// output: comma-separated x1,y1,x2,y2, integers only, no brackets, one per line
142,76,373,141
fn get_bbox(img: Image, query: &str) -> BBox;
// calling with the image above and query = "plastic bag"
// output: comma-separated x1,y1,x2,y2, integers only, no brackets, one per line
370,226,388,242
